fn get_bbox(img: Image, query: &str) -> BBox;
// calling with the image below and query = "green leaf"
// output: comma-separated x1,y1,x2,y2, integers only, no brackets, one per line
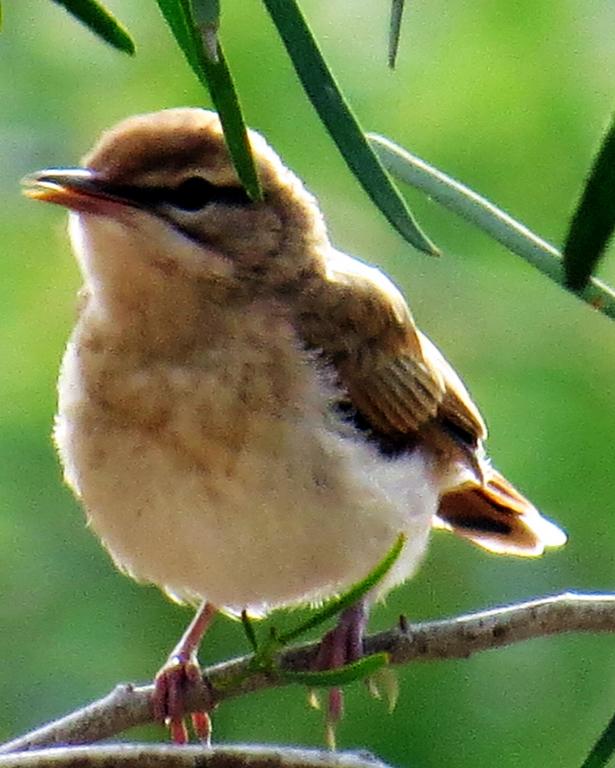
261,0,438,256
50,0,134,55
280,652,389,687
155,0,201,72
202,44,263,200
580,709,615,768
193,0,220,61
563,113,615,292
388,0,406,69
193,0,220,26
155,0,262,200
369,132,615,323
240,609,259,654
278,533,405,645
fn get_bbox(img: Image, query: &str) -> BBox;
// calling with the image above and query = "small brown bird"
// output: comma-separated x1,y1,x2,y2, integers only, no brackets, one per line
23,108,565,743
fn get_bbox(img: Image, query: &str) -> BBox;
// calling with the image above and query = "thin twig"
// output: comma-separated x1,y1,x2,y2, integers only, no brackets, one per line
1,592,614,755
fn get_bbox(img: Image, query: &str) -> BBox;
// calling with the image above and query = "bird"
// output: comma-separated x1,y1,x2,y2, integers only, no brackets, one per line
23,107,566,744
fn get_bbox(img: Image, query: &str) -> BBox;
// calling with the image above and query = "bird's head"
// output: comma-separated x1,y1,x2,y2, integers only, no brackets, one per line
23,108,329,301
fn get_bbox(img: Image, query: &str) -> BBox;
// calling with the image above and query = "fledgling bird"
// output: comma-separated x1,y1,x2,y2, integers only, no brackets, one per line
23,108,566,742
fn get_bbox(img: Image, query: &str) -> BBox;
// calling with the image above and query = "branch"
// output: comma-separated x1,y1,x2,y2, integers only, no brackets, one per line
2,592,614,755
0,744,392,768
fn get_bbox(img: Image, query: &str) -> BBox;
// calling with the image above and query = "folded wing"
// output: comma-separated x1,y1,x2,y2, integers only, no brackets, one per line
305,249,566,556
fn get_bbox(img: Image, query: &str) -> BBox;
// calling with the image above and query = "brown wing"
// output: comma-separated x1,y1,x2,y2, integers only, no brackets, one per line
302,249,566,556
314,249,485,443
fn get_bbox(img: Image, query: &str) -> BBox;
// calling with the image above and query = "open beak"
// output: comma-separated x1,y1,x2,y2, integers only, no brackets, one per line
21,169,133,215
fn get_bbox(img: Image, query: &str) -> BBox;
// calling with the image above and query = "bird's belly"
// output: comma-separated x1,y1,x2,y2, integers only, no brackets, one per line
55,339,439,613
57,408,439,614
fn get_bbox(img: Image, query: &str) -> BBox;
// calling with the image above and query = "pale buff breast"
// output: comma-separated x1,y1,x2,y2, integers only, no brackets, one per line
54,301,439,615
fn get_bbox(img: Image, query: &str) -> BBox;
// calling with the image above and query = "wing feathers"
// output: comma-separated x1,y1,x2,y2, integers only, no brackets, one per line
313,249,566,559
418,332,486,442
348,354,443,433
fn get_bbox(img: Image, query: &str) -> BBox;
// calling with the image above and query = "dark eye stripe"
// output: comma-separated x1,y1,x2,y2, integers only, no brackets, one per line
166,177,252,210
94,177,251,211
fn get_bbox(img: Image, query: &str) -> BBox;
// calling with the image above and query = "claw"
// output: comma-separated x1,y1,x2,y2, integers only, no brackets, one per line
191,710,212,744
152,653,207,743
169,718,189,745
151,601,217,743
325,720,337,751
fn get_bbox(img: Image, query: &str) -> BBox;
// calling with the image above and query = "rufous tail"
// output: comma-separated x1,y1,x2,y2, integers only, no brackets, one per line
434,469,566,556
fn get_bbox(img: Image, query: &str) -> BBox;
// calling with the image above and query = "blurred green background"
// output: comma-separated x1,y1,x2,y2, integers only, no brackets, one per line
1,1,615,765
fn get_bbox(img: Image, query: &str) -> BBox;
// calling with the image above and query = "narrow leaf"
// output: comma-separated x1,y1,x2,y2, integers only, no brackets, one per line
201,45,263,200
278,534,405,645
580,709,615,768
563,114,615,292
280,652,389,688
193,0,220,61
241,610,259,653
193,0,220,26
369,133,615,322
388,0,406,69
155,0,200,73
262,0,438,255
155,0,262,200
50,0,134,55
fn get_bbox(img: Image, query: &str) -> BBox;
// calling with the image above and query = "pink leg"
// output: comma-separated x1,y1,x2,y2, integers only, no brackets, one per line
152,601,216,744
314,600,368,744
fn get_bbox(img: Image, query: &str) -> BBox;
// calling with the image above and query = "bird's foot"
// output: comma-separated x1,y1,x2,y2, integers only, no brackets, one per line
152,651,212,744
151,602,217,744
313,600,367,748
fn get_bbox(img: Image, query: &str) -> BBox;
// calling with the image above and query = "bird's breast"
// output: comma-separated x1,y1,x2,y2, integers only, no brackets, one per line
54,302,439,613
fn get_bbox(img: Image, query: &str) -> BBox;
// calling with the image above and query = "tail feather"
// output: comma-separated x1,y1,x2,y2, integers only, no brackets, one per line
434,470,566,557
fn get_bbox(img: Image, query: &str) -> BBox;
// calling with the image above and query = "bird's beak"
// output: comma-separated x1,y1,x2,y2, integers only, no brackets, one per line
21,169,132,215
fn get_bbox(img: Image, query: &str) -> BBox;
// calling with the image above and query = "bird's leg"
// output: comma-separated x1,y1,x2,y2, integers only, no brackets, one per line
313,599,368,747
152,601,217,744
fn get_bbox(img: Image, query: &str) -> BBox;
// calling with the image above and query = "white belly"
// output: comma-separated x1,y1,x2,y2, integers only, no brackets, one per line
55,340,439,615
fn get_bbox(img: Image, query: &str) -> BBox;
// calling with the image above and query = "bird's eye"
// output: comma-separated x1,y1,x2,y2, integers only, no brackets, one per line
167,177,251,211
168,177,219,211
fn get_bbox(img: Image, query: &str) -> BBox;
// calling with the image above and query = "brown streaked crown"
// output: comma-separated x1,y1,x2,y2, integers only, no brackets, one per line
83,109,238,187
